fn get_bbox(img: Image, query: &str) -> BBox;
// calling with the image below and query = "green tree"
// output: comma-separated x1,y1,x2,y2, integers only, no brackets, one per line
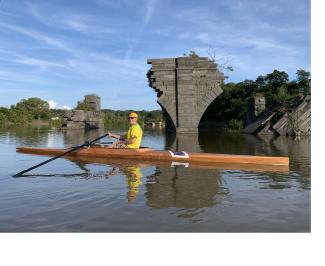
296,69,311,95
265,70,289,92
239,79,256,97
0,113,6,125
14,97,50,119
8,108,33,124
188,50,200,58
277,85,289,103
287,80,299,95
255,75,267,92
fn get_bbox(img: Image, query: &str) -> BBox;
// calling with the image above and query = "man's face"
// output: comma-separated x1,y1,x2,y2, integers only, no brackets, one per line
128,116,137,125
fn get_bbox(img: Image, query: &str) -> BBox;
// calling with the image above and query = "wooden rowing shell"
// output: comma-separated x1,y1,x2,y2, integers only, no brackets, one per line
16,145,289,170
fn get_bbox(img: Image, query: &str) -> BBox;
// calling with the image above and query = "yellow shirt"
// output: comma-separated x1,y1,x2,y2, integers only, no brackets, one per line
126,167,143,191
125,123,143,148
125,166,143,202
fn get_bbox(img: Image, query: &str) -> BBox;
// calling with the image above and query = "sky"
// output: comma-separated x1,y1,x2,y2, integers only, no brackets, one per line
0,0,310,110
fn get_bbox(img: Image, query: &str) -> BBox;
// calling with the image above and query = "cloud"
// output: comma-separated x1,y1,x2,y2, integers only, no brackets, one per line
123,0,157,62
47,100,57,109
144,0,156,23
15,56,67,70
61,105,72,110
0,23,73,52
47,100,71,110
25,1,115,36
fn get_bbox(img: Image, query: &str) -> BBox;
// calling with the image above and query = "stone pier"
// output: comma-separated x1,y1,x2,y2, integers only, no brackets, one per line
147,56,224,133
62,94,103,129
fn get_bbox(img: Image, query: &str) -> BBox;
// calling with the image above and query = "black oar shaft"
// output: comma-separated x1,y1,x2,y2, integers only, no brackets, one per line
13,133,108,177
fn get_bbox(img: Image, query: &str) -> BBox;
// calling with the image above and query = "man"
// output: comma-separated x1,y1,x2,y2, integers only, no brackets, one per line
108,112,143,148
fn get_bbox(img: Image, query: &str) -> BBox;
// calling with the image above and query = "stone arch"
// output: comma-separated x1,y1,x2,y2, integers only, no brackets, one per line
157,101,176,132
147,57,224,132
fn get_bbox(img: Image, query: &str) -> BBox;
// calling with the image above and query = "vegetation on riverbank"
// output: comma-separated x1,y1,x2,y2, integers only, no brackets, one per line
101,109,164,129
0,97,64,127
201,69,310,130
0,97,164,129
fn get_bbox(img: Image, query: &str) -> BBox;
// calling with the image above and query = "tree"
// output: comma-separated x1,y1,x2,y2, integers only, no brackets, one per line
296,69,311,95
287,80,299,95
14,97,50,119
188,50,200,58
239,79,256,97
277,85,289,104
265,70,289,92
255,75,267,92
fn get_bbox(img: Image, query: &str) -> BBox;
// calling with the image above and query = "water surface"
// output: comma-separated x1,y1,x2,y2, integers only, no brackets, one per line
0,126,310,232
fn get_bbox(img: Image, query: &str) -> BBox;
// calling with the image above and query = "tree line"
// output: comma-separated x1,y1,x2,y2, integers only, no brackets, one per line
101,109,164,129
0,97,164,128
201,69,310,130
0,97,62,126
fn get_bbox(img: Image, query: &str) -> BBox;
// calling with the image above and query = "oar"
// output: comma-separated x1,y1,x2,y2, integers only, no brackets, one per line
13,133,108,177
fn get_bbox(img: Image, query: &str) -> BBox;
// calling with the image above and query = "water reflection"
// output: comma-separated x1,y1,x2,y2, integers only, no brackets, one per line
72,160,228,212
165,131,310,172
107,166,143,203
145,165,228,210
0,126,62,147
62,129,105,146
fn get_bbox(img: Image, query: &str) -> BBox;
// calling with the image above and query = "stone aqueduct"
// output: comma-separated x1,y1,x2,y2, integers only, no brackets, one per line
147,57,225,133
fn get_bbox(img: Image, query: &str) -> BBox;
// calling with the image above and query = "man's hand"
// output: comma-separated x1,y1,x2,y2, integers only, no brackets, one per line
108,132,121,140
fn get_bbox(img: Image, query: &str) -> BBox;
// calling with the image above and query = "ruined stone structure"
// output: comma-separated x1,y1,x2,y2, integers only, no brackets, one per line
246,95,266,125
147,57,224,133
272,96,310,136
242,95,310,136
62,94,103,129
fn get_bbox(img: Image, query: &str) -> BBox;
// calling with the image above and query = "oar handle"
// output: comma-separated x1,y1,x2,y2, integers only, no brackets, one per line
87,133,109,145
13,133,108,177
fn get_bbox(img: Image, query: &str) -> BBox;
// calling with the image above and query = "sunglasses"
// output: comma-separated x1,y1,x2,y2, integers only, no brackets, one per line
128,117,136,120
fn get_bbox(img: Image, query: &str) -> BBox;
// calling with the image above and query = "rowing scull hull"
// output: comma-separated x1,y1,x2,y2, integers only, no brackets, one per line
16,146,289,166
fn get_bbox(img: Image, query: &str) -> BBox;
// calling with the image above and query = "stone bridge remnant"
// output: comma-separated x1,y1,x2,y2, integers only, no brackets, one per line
62,94,103,129
147,57,224,133
243,95,310,136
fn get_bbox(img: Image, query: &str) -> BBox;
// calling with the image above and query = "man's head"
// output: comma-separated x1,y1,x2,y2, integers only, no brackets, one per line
128,112,138,125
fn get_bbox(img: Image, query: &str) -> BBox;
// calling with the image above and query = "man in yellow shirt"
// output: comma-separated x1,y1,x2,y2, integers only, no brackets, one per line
108,112,143,148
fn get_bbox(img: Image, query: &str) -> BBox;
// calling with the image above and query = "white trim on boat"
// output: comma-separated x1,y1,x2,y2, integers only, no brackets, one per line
168,151,189,158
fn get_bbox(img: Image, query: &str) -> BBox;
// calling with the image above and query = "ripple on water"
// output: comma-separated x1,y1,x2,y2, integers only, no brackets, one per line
0,128,310,232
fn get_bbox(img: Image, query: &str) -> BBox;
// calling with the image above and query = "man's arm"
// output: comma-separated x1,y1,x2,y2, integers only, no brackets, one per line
108,132,125,140
123,137,136,145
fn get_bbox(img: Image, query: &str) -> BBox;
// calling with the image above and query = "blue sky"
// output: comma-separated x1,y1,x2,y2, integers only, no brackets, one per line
0,0,310,110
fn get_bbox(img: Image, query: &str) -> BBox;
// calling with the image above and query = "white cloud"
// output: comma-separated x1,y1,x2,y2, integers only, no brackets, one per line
15,56,67,70
62,105,72,110
47,100,57,109
144,0,156,23
47,100,71,110
0,23,73,52
25,1,115,36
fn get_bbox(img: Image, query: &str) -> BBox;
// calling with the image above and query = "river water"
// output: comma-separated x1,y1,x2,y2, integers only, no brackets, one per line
0,126,310,232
